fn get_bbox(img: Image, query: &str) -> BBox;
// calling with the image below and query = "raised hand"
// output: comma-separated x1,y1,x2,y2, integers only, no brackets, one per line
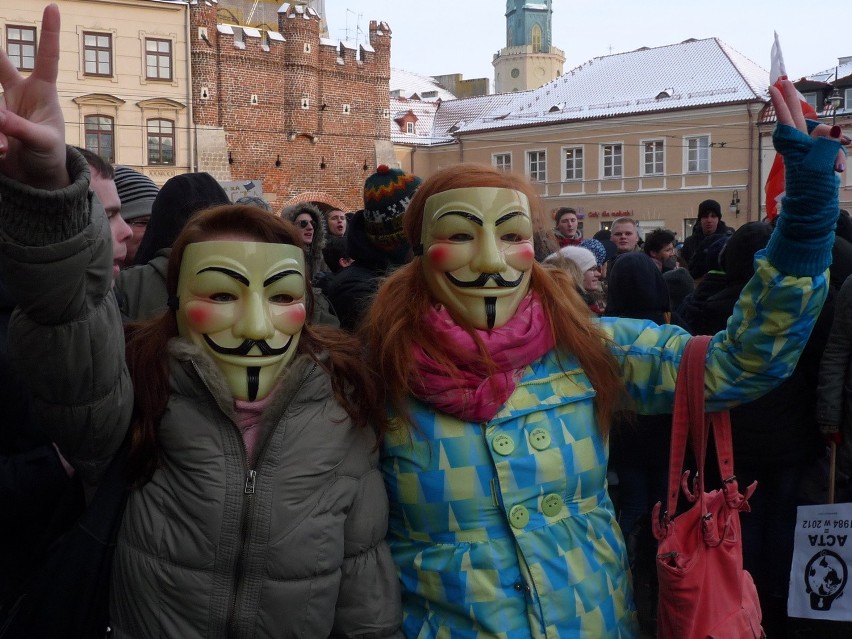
0,3,69,189
770,78,846,173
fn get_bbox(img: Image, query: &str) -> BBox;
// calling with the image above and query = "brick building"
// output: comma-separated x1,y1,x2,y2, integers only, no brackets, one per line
190,1,394,212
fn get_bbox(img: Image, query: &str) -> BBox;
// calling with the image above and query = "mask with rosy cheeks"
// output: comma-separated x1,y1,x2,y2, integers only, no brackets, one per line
420,187,535,330
176,241,307,401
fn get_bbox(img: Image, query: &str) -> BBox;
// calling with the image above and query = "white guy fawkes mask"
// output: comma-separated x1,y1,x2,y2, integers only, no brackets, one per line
420,187,535,330
175,241,306,401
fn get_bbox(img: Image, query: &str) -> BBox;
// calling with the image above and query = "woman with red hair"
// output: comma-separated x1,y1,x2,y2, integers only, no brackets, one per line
363,81,844,636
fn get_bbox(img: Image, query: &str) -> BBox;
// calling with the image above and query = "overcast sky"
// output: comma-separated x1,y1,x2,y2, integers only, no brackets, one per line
323,0,848,91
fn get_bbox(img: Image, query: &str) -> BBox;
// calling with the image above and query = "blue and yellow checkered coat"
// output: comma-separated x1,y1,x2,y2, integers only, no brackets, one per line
382,255,827,638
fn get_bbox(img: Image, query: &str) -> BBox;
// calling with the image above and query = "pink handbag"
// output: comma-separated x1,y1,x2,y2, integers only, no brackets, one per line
651,336,764,638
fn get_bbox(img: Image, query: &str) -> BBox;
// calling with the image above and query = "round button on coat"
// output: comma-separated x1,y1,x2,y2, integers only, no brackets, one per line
529,428,552,450
492,433,515,455
541,493,563,517
509,505,530,528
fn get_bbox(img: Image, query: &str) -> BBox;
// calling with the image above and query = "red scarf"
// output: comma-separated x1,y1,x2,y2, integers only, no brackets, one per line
411,293,555,422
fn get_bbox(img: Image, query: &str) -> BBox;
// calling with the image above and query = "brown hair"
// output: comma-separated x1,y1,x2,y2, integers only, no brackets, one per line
361,164,624,435
125,204,386,484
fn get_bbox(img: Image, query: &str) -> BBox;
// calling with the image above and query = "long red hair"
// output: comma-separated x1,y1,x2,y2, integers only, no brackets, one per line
362,164,624,434
125,204,386,485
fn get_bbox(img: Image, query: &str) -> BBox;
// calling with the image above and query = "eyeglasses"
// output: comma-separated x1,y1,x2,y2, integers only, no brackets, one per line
297,220,314,229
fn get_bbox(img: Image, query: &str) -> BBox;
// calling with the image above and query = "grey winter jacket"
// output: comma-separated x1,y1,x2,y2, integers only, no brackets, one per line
0,148,402,637
115,248,169,320
111,344,402,638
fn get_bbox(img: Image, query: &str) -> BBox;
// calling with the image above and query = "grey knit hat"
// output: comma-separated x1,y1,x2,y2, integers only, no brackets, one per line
114,166,159,221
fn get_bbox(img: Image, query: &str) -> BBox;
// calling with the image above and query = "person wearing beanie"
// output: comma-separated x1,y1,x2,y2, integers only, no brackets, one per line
327,164,422,331
115,172,229,320
544,245,604,315
234,195,271,212
679,198,732,267
280,202,329,278
0,20,840,638
362,164,422,260
114,166,159,265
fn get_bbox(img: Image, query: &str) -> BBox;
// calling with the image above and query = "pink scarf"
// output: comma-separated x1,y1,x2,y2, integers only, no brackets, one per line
411,293,555,422
234,392,275,462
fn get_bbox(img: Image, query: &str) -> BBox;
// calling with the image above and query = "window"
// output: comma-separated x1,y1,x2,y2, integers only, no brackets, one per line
84,115,115,163
493,153,511,172
527,150,546,182
844,88,852,111
6,26,36,71
686,136,709,173
602,144,623,179
643,140,664,175
803,93,819,112
147,118,175,165
83,32,112,76
406,122,414,134
531,24,542,53
563,147,583,181
145,38,172,81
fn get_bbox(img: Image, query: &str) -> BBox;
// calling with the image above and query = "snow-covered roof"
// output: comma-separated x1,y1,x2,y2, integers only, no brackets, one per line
389,69,457,102
392,37,770,144
805,58,852,84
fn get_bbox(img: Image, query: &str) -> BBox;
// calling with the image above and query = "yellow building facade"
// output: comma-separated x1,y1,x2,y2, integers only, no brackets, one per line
0,0,192,185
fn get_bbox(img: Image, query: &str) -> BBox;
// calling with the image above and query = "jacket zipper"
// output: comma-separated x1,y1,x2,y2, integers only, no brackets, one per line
209,361,318,638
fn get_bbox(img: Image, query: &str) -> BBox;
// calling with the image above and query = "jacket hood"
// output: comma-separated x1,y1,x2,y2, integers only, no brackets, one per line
344,210,396,270
604,252,670,323
280,203,329,276
134,173,229,266
280,203,328,252
720,222,772,282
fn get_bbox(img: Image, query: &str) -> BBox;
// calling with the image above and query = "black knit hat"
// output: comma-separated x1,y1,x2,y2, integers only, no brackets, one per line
134,172,229,265
114,166,159,221
697,199,722,219
363,164,422,254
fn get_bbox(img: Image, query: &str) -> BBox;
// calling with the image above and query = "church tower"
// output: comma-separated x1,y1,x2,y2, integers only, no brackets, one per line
493,0,564,93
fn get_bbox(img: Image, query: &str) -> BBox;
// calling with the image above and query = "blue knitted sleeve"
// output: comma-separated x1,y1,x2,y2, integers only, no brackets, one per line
765,122,844,276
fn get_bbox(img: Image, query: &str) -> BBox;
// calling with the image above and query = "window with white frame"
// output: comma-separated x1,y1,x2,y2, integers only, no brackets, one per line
643,140,664,175
602,143,622,179
563,146,583,181
84,115,115,163
83,32,112,76
844,88,851,110
527,150,546,182
406,122,414,134
686,136,710,173
6,26,36,71
145,38,173,81
493,153,511,172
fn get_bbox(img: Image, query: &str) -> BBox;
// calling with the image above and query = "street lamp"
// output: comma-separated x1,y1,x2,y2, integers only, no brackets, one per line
729,190,740,216
826,66,842,125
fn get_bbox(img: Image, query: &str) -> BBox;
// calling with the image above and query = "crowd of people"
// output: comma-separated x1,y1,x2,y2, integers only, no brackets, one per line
1,5,850,638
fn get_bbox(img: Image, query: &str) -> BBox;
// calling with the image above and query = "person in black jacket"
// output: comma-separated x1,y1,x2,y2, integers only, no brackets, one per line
680,199,733,276
683,221,831,638
326,165,422,331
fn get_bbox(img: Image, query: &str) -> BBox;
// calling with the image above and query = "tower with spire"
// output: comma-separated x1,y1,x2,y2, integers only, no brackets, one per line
493,0,564,93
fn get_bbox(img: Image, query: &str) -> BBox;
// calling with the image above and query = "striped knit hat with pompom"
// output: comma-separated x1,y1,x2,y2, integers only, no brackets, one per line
362,164,422,254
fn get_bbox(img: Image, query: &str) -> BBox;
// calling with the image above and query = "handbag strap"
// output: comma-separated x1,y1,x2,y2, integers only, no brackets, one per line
663,336,737,520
